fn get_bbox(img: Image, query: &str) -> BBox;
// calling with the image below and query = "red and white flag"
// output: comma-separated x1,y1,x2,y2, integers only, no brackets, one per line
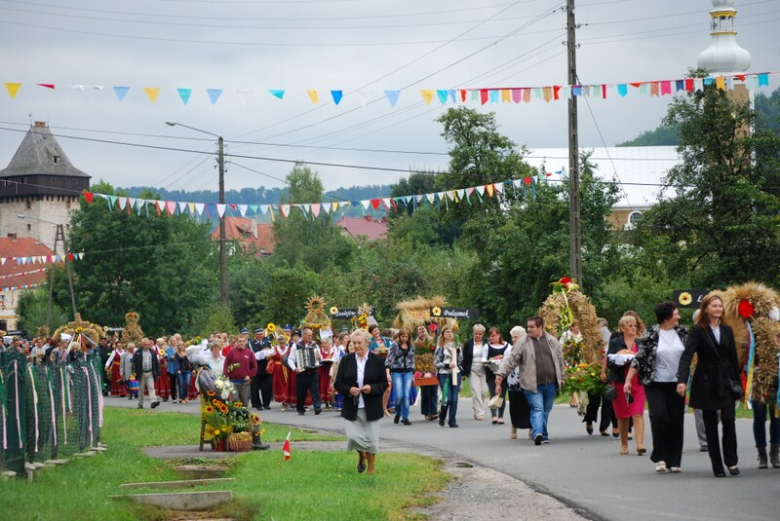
283,432,291,461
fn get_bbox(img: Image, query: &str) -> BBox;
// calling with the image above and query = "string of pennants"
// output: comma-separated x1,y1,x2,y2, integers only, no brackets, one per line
84,175,549,221
0,254,84,266
3,72,776,107
0,267,47,280
1,282,44,293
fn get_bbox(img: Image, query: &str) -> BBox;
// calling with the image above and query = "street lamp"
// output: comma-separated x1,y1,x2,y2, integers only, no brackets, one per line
17,214,78,323
165,122,228,307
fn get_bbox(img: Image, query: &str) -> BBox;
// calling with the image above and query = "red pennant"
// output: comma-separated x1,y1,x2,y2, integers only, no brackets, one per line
68,253,74,262
155,201,162,216
36,83,55,90
524,177,532,186
629,82,643,88
460,89,467,102
480,89,489,105
83,192,94,204
554,85,562,100
229,203,237,210
601,84,608,99
370,199,381,210
736,74,746,81
685,79,694,92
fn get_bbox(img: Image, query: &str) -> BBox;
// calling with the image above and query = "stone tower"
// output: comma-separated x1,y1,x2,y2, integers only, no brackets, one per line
0,121,90,252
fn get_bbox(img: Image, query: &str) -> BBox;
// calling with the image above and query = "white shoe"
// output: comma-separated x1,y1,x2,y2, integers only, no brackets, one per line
656,461,667,473
669,467,682,473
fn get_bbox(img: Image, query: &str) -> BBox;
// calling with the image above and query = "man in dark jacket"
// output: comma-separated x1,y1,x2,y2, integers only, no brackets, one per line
132,338,161,409
249,328,273,411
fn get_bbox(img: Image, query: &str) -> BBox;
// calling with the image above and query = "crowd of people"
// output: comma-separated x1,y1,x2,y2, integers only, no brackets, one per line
7,293,777,479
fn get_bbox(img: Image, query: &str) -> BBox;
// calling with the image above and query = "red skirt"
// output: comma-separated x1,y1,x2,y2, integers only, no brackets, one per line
287,370,312,406
109,360,125,395
318,364,332,404
272,360,289,403
188,373,199,400
155,360,171,399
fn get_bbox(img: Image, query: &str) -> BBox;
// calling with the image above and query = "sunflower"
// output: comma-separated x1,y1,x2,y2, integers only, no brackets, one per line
213,400,224,408
204,405,214,414
206,390,215,397
306,295,326,312
678,292,693,306
75,327,83,334
267,323,276,333
250,414,261,425
330,306,339,315
233,402,244,408
432,306,442,317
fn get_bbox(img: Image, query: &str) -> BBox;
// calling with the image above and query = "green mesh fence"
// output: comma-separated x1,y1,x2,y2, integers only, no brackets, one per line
2,351,105,476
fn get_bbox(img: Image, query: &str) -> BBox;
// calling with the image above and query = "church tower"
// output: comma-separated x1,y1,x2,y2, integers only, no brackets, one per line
697,0,752,104
0,121,90,252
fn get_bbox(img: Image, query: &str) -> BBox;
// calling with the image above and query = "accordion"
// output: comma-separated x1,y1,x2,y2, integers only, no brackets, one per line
296,344,320,370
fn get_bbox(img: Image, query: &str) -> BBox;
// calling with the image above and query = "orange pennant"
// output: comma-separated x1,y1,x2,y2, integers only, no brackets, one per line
306,90,319,104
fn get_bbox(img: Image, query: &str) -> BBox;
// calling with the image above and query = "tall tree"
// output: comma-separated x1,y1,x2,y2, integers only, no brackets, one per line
632,86,780,289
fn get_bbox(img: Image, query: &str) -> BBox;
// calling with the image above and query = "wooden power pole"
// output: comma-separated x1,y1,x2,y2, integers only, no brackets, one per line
566,0,583,286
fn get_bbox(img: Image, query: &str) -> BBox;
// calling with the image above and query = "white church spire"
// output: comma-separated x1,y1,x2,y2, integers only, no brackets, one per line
697,0,751,75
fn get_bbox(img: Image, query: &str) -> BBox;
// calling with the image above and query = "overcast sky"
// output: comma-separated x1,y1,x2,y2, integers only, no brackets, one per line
0,0,777,195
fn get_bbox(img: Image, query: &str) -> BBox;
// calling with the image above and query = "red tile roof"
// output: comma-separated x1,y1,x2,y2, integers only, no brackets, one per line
210,217,275,256
0,236,55,288
335,216,388,242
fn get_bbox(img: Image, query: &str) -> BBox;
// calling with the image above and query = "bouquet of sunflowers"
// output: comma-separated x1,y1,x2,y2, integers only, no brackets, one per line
561,362,606,396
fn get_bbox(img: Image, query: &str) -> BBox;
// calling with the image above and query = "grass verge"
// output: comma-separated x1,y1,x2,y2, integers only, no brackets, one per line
0,408,449,521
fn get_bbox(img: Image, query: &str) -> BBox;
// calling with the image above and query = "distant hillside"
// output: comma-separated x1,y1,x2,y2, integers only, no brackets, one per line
618,89,779,147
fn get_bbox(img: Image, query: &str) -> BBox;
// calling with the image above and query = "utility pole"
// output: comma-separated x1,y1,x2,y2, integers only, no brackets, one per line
218,136,227,306
46,224,77,325
566,0,583,286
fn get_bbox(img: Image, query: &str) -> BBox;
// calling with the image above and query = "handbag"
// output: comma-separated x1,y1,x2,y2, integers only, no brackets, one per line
266,359,274,375
702,325,744,401
604,384,617,401
487,394,504,410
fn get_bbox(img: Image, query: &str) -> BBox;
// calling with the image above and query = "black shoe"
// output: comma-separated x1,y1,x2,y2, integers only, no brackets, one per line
264,405,271,410
357,462,366,473
449,423,459,428
151,401,160,409
586,423,593,435
255,407,263,412
600,430,609,437
728,466,740,476
137,404,143,409
534,434,543,446
314,409,322,415
394,414,400,424
402,419,412,426
700,446,709,452
298,411,305,415
714,470,726,478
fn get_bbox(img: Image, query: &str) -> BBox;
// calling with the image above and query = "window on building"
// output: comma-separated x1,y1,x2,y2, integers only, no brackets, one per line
26,200,31,210
629,211,643,225
27,224,31,231
53,156,60,164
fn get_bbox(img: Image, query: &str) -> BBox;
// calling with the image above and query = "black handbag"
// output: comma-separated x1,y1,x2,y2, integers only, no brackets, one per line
604,384,618,400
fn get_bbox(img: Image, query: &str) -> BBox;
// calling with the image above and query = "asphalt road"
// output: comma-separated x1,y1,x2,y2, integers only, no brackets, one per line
116,395,779,521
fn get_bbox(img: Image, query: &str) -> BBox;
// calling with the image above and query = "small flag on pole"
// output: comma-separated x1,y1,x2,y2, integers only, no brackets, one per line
283,432,291,461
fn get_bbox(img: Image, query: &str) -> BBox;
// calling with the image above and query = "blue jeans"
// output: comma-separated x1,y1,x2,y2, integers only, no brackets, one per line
392,372,414,421
438,373,461,425
524,382,558,440
752,400,780,447
177,372,191,401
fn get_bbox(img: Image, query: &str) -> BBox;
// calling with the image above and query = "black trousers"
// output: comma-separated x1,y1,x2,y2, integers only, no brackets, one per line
168,373,178,401
251,373,273,408
645,382,685,467
583,391,616,431
703,404,738,472
296,369,322,413
508,390,531,429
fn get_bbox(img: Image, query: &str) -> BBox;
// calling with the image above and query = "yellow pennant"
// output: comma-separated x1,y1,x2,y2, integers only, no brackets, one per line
486,184,494,197
307,90,319,104
188,202,196,215
331,202,339,213
715,76,726,90
501,89,511,103
453,190,460,203
144,87,161,103
420,90,435,105
5,82,21,98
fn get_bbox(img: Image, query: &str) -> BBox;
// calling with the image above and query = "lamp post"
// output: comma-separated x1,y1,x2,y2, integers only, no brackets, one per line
17,214,77,324
165,122,227,306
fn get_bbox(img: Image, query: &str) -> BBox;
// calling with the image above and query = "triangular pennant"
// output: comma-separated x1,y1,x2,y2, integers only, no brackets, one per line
36,83,55,90
177,88,192,105
311,203,321,217
207,88,223,105
437,89,449,105
4,83,22,99
382,197,391,209
360,200,371,211
475,185,486,197
238,204,248,217
384,90,401,107
188,202,196,215
301,204,311,217
357,89,371,108
321,203,330,215
426,193,435,204
216,204,226,218
178,201,188,214
83,192,95,204
370,199,381,210
331,90,343,105
420,90,434,105
165,201,176,215
195,203,205,216
485,184,494,197
280,204,291,218
306,90,319,104
269,90,285,99
114,86,130,101
117,197,127,211
494,183,504,194
144,87,161,103
107,195,117,210
155,200,163,216
249,204,258,214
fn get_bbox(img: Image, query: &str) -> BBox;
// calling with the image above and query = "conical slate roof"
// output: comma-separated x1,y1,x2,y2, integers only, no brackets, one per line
0,122,89,178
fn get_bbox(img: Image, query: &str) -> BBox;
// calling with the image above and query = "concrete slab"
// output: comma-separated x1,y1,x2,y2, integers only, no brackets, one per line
120,477,235,489
112,491,233,511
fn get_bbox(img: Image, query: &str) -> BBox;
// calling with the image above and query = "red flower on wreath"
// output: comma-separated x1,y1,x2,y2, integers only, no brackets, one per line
559,277,573,288
738,300,754,319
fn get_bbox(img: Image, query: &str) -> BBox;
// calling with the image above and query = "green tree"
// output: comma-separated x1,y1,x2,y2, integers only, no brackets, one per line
63,183,220,335
271,163,355,272
632,86,780,289
16,287,69,333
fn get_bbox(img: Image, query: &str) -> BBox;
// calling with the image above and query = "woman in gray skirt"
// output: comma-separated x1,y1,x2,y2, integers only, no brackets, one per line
334,329,389,475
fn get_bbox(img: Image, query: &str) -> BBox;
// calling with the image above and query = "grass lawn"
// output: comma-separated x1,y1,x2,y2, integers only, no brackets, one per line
0,408,449,521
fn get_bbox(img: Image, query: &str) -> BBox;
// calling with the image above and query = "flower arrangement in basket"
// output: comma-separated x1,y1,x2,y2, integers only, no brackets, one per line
202,373,261,451
562,363,606,396
414,334,437,377
562,339,584,367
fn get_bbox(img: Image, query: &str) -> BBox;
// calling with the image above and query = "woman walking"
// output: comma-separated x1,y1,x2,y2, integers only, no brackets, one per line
507,326,531,440
462,324,488,421
608,315,646,455
385,327,415,425
434,325,462,428
334,329,389,475
485,327,511,425
625,302,688,473
678,294,741,477
175,343,194,404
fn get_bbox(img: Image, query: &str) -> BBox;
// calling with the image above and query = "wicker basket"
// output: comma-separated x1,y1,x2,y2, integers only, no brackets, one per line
227,431,253,452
